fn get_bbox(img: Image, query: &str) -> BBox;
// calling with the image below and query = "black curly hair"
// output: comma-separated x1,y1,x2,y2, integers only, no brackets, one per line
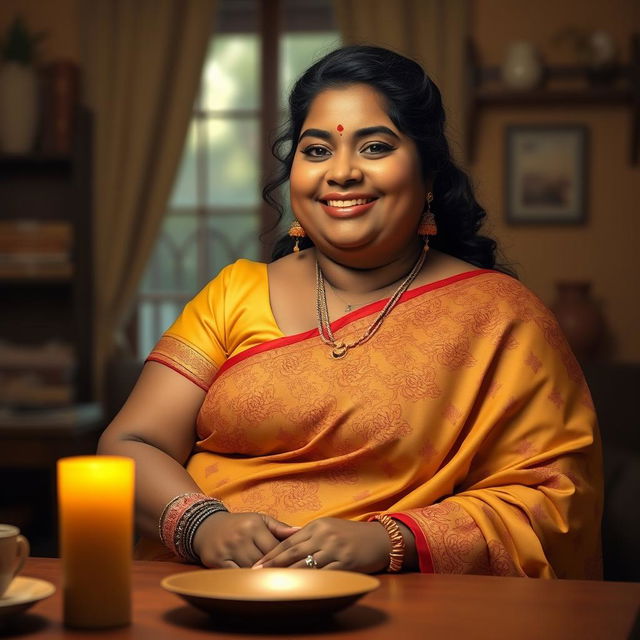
263,44,515,276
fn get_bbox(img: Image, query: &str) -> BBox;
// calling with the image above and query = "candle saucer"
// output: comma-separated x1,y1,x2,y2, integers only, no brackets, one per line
0,576,55,619
162,568,379,618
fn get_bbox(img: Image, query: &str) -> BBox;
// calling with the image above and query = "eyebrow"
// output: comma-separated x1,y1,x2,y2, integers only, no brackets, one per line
298,125,401,143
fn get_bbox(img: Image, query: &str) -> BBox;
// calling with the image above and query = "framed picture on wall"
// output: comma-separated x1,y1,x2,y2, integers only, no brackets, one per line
505,125,588,224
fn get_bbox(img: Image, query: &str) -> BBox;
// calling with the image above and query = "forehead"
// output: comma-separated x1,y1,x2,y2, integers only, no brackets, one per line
304,84,393,128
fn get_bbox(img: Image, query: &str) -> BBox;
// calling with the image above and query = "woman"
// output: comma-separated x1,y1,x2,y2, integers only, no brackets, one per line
99,45,602,578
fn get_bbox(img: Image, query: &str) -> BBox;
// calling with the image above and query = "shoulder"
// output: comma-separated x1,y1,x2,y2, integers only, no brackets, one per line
425,251,552,325
471,271,546,315
202,258,268,293
469,272,586,384
183,260,269,314
424,252,534,306
465,272,571,361
460,269,551,325
220,258,267,280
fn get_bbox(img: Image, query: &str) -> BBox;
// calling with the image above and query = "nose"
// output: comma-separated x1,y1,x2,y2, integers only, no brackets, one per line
325,149,363,186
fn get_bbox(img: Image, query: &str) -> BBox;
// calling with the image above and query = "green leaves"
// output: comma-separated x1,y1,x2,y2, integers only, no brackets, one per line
1,16,47,65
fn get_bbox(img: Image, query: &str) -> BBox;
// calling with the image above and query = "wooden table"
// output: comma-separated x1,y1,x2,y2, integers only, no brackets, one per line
1,558,638,639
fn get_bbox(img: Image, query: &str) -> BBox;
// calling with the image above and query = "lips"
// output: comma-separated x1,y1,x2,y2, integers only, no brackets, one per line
318,194,379,219
319,199,378,219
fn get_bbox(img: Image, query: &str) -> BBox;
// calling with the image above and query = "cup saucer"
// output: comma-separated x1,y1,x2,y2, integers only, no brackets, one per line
0,576,55,619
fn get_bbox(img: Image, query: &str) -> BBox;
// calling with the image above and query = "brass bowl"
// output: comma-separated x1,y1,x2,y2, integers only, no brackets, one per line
161,568,380,618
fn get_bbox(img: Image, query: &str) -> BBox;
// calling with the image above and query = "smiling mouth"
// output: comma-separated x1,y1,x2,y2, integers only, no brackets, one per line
319,197,378,208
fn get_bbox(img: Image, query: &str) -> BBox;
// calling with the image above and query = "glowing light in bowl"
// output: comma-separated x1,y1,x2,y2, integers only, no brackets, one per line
260,571,305,592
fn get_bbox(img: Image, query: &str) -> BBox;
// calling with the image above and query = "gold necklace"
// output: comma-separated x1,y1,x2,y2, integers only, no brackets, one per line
326,282,374,313
315,246,427,359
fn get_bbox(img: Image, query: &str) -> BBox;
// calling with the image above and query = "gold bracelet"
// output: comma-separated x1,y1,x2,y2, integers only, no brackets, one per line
373,514,405,573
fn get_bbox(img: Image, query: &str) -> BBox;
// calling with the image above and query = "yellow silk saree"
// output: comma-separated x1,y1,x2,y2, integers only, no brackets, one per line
144,259,602,578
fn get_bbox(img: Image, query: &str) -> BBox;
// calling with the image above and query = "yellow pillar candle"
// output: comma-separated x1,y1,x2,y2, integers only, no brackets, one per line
58,456,135,628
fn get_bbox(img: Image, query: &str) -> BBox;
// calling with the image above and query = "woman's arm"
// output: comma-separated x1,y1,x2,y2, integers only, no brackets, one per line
395,521,419,571
98,361,299,565
97,361,206,538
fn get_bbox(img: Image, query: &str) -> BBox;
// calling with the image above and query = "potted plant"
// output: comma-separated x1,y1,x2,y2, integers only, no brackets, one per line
0,16,46,153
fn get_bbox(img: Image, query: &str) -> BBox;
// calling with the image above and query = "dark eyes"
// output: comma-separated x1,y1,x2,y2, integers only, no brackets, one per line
301,146,331,158
300,142,394,159
362,142,394,155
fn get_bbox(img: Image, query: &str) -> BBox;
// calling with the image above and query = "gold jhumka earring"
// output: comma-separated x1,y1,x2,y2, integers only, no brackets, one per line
417,192,437,249
288,219,306,253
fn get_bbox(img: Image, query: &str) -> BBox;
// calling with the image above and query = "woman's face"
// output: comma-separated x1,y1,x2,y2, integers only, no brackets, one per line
289,83,428,267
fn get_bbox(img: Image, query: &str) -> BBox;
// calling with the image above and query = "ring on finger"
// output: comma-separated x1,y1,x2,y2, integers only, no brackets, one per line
305,554,318,569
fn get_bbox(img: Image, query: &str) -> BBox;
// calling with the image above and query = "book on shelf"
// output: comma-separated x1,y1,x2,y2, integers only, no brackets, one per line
0,220,73,279
0,253,70,264
0,220,72,254
0,341,76,408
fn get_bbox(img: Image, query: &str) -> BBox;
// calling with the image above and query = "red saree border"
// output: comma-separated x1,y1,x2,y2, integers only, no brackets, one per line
216,268,495,380
391,512,435,574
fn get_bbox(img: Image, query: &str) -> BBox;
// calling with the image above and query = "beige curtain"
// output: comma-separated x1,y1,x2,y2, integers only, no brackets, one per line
332,0,469,161
80,0,217,396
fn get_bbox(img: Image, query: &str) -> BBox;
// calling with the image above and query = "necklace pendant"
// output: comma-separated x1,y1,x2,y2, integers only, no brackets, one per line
331,341,348,359
345,305,353,312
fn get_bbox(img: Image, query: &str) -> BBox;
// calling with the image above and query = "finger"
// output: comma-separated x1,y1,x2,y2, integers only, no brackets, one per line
252,540,288,568
286,548,333,570
259,541,318,569
320,561,342,571
288,556,320,569
253,530,310,567
262,515,302,540
253,528,281,557
219,559,240,569
231,543,266,568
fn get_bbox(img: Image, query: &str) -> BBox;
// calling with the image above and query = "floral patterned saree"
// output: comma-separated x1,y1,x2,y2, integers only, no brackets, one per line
142,259,602,578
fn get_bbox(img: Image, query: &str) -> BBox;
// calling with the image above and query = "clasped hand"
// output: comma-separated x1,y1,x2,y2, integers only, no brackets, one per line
193,512,390,574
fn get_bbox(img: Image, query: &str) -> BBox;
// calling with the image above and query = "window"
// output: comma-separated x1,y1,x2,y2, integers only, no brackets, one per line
136,0,340,359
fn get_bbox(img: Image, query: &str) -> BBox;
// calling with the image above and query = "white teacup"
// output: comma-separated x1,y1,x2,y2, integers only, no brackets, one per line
0,524,29,596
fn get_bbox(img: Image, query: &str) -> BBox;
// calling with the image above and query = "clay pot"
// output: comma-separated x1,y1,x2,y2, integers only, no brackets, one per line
0,62,39,153
586,30,617,86
551,281,605,361
501,41,544,90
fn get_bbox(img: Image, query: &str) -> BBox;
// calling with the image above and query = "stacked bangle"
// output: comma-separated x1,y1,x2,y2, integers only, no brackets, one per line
159,492,228,563
373,514,405,573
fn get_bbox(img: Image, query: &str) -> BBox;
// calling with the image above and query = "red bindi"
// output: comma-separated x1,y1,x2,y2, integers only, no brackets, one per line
336,124,344,136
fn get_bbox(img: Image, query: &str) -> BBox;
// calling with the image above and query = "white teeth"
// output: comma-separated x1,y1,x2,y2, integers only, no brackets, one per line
326,198,374,208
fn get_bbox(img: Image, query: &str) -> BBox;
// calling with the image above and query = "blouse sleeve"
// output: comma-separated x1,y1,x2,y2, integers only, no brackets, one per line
145,264,234,390
388,296,603,579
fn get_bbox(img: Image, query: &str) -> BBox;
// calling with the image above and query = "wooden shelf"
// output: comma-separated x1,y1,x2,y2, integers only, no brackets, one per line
465,33,640,164
475,87,633,107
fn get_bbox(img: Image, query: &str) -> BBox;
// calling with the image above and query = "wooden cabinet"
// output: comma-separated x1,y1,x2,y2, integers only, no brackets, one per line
0,107,102,556
0,107,95,404
465,34,640,164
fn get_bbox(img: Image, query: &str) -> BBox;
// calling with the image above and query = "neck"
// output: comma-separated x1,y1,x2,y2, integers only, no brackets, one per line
315,241,425,297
